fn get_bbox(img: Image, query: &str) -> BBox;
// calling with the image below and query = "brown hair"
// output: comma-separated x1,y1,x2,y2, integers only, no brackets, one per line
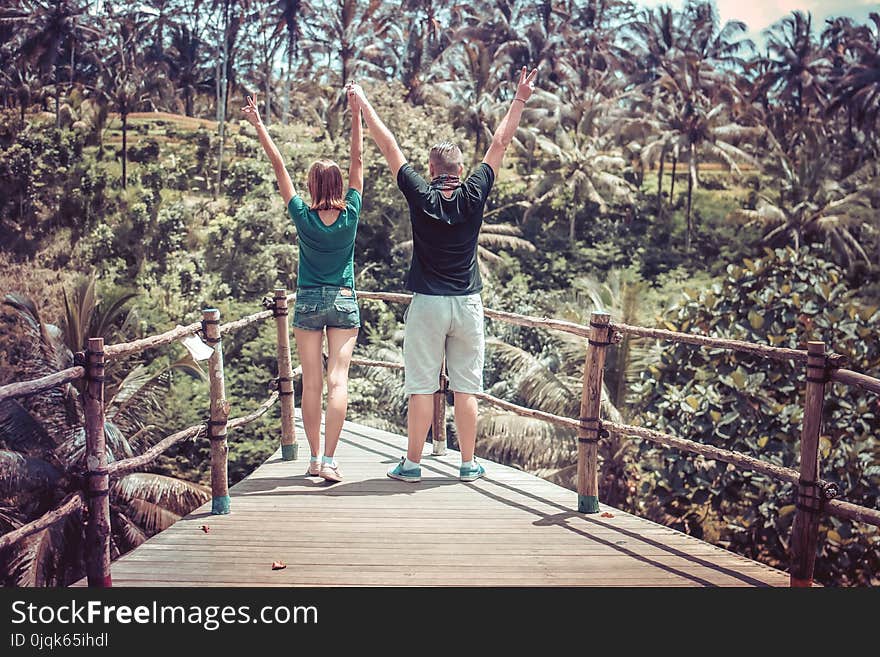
429,141,464,176
307,160,346,211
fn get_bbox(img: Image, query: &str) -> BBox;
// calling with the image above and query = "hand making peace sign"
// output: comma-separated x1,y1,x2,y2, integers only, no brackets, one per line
515,66,539,103
241,93,262,127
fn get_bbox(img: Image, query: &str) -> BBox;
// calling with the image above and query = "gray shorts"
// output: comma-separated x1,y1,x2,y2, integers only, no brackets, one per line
403,292,484,395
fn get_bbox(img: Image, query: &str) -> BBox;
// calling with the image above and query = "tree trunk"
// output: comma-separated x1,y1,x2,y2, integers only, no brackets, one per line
185,88,193,117
657,152,665,216
215,8,230,200
284,49,292,124
215,57,223,122
264,63,271,126
69,41,75,91
121,111,128,189
669,155,677,202
685,145,695,252
569,207,576,245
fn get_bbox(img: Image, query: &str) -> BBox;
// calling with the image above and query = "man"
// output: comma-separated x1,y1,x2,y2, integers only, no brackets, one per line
349,66,538,483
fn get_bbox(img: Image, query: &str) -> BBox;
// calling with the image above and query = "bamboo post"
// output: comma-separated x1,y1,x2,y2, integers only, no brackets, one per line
577,312,610,514
273,289,298,461
790,340,827,587
432,362,448,456
83,337,112,587
204,308,231,515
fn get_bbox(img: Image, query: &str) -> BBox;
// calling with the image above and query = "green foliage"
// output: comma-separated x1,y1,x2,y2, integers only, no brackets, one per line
633,247,879,585
226,159,269,202
127,137,160,164
204,198,297,298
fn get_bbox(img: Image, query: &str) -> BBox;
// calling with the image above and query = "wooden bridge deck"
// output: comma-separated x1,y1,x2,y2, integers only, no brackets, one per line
79,416,790,587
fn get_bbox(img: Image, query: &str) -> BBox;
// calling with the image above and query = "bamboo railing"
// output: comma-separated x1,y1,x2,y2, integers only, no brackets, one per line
0,289,300,586
2,288,879,588
352,291,880,588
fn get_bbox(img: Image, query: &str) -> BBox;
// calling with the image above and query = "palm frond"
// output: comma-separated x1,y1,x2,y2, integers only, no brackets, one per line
477,246,503,264
112,472,210,518
486,339,577,416
0,400,55,451
478,233,536,252
62,274,97,353
112,510,147,552
0,506,24,533
117,498,180,535
107,365,171,434
5,509,82,587
480,223,525,236
477,410,575,471
0,450,62,496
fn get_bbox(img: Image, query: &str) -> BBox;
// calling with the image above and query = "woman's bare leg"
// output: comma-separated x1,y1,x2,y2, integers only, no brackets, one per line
323,327,358,458
294,328,325,459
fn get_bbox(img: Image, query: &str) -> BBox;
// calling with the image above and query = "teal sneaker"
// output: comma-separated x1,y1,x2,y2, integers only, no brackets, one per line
459,460,486,482
387,457,421,483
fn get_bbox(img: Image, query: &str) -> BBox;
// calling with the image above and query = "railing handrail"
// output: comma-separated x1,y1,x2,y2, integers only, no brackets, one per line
351,360,880,529
0,390,285,552
2,288,878,588
0,292,301,582
3,289,876,405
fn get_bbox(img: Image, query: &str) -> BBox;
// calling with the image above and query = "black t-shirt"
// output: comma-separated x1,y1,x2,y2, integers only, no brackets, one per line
396,162,495,296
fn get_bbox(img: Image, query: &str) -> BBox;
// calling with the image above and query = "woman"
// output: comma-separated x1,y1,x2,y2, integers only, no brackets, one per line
242,88,363,483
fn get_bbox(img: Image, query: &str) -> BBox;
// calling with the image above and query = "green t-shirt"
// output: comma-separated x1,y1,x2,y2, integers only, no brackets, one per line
287,188,361,290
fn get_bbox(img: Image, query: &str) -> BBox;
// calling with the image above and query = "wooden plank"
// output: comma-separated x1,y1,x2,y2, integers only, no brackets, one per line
76,416,790,587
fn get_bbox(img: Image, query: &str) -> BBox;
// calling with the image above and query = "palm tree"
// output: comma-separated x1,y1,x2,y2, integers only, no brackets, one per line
398,0,450,103
826,13,880,141
272,0,306,123
753,10,831,149
621,3,689,87
551,0,635,99
206,0,255,197
0,65,40,126
2,0,99,129
523,120,636,247
651,56,763,250
0,290,209,586
727,144,875,272
429,4,519,164
300,0,401,86
623,1,755,220
166,23,209,117
95,16,154,189
139,0,177,65
242,3,285,125
679,0,753,67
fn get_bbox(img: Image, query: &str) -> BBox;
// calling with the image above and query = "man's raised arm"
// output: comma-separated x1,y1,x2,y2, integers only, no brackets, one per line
348,84,407,179
483,67,538,176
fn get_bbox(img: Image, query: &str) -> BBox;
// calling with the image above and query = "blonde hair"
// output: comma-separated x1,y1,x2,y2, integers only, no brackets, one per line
307,160,346,211
429,141,464,176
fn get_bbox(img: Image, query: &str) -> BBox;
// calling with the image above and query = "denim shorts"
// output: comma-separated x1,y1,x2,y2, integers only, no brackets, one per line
292,286,361,331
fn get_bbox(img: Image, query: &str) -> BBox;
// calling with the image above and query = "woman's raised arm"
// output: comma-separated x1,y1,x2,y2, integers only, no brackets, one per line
242,93,296,205
346,85,364,194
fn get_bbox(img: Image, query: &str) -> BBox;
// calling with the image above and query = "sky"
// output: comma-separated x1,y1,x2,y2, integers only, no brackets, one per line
637,0,879,47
